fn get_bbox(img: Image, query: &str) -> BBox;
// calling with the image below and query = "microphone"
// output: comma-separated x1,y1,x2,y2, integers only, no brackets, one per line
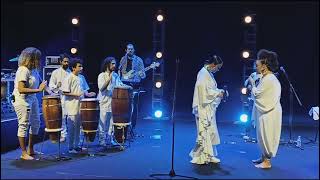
279,66,285,73
222,85,228,103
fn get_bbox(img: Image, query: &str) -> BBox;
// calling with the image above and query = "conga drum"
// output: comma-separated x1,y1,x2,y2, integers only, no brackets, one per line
111,86,132,123
80,98,99,142
112,86,132,144
1,80,7,100
42,95,62,143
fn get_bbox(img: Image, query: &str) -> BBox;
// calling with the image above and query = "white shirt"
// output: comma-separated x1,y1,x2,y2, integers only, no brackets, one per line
60,73,90,115
49,67,71,93
12,66,40,107
97,72,123,112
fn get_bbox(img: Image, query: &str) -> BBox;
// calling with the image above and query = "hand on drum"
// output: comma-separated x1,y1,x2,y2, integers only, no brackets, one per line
122,84,133,90
86,92,96,97
39,80,47,91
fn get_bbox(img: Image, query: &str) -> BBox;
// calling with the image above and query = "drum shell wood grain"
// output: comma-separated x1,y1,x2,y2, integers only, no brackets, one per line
80,99,99,142
111,88,132,123
42,96,62,143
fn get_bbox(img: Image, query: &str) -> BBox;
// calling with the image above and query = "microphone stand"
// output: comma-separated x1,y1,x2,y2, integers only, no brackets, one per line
280,67,303,149
149,58,197,180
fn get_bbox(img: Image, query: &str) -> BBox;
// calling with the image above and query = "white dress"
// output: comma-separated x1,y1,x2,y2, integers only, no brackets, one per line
189,67,223,164
251,73,282,158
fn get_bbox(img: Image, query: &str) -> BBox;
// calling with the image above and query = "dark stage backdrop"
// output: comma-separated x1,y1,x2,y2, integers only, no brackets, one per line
2,1,318,122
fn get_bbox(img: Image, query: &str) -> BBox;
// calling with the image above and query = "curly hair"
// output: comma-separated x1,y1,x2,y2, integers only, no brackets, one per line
18,47,41,70
257,49,279,72
100,56,116,72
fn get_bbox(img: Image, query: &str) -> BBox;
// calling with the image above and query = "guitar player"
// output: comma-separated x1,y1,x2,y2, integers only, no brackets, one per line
118,43,146,131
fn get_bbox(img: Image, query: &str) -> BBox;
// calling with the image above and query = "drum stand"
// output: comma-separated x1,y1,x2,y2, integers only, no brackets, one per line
39,128,72,161
80,130,107,156
129,89,146,140
113,123,131,150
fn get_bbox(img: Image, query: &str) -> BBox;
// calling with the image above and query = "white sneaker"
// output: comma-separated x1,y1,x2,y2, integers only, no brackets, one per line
68,149,78,154
211,156,220,163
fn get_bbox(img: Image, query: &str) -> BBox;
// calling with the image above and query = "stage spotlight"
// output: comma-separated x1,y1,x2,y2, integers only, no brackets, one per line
157,14,164,22
240,114,248,123
156,52,162,59
242,51,250,58
155,81,162,88
241,87,248,95
70,47,78,54
72,18,79,25
244,16,252,24
154,110,163,118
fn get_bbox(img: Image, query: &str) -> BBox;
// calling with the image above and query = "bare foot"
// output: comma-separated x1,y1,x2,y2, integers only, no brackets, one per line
254,160,271,169
28,149,43,156
20,153,34,160
27,148,35,156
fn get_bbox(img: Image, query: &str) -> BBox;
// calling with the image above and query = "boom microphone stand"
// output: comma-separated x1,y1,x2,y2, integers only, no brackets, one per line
149,58,197,179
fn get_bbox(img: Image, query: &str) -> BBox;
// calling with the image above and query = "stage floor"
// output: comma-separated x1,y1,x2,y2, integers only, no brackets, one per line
1,117,319,179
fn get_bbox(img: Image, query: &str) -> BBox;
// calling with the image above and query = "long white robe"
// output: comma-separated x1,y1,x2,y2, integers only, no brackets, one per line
189,67,223,164
251,73,282,158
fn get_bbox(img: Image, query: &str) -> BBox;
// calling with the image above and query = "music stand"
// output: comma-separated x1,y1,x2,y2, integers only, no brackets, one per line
129,89,146,139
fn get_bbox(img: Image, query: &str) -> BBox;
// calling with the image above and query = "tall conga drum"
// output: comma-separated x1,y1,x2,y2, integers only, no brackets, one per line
1,80,7,100
80,98,99,142
111,86,132,123
42,95,62,143
112,86,132,144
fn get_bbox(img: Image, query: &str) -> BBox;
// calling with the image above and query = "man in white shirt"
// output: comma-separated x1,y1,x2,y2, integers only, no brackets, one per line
61,58,95,153
97,56,131,146
49,53,71,142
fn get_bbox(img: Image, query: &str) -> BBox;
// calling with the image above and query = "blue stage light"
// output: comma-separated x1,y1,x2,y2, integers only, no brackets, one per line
154,110,163,118
240,114,248,123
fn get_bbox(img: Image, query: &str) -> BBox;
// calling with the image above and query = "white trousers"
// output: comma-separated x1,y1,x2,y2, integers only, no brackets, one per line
98,107,113,142
67,114,80,149
61,111,67,138
14,96,40,137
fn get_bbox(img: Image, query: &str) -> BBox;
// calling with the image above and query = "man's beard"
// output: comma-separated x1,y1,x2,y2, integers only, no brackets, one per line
127,53,133,58
62,65,68,70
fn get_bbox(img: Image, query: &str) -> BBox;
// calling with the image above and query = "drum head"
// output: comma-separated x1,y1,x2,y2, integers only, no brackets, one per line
81,98,99,102
42,95,60,99
114,85,131,89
